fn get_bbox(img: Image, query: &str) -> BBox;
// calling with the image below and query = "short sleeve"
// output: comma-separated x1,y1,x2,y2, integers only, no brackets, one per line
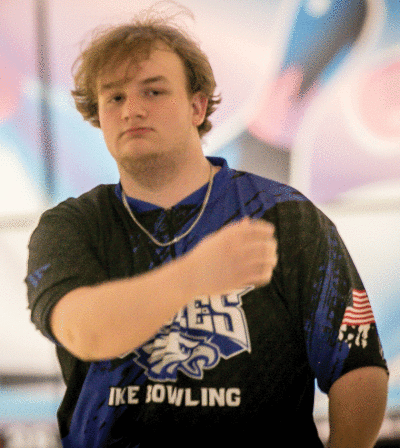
300,214,388,393
25,201,109,341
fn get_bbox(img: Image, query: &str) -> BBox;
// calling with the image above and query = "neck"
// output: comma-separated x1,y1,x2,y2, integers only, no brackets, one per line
120,155,214,209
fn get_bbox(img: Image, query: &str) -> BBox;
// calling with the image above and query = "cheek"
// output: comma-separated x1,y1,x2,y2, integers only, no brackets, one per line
98,112,119,155
97,105,108,129
161,99,192,127
98,110,116,137
155,98,178,117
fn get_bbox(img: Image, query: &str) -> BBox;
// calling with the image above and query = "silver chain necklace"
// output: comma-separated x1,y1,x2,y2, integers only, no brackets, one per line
121,163,214,247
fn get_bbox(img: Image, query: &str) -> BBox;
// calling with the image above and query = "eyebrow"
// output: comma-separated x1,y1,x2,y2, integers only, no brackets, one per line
99,75,169,93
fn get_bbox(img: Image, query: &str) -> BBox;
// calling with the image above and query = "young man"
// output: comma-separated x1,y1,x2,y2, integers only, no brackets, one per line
26,9,388,448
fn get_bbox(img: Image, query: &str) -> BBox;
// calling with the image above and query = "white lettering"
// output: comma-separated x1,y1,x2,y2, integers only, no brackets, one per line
167,385,184,406
112,387,126,406
169,308,187,328
201,387,208,406
108,387,116,406
208,388,225,406
185,388,200,406
152,384,165,403
145,385,152,403
199,387,241,407
187,297,214,332
127,386,140,404
226,388,241,407
109,385,242,408
211,289,252,348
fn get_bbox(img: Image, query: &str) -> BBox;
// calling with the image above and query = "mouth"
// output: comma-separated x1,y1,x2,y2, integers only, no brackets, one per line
121,127,154,138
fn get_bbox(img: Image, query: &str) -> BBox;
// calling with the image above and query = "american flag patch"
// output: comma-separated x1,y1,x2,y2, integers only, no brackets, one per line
341,289,375,326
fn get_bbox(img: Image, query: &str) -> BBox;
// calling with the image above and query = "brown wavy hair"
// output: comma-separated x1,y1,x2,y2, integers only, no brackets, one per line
71,8,221,137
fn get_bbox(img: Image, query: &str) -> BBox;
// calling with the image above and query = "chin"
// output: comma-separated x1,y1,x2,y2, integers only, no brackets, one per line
120,151,179,177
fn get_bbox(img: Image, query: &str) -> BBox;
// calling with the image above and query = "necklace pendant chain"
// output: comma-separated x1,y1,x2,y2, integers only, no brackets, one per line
122,162,214,247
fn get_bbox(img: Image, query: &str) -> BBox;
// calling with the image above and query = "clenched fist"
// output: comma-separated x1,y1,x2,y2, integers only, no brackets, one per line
184,217,278,297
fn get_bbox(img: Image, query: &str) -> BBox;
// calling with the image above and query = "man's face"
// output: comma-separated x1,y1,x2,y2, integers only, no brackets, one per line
96,44,207,176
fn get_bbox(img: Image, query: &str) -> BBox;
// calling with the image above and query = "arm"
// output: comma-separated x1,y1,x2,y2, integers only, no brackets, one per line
51,218,277,361
327,366,389,448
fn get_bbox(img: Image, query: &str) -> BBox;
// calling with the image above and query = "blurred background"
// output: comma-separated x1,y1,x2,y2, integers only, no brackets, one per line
1,0,399,446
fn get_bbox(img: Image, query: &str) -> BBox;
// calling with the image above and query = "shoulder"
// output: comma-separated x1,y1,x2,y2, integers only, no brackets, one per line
226,168,308,205
211,157,309,208
29,185,120,248
231,169,332,232
39,184,118,223
54,184,117,212
213,159,336,248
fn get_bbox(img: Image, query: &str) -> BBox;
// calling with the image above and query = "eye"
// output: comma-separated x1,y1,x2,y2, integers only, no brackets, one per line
145,89,164,98
109,93,125,104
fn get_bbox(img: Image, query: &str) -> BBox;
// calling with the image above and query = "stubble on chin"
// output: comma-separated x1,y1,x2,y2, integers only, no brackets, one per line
118,150,183,190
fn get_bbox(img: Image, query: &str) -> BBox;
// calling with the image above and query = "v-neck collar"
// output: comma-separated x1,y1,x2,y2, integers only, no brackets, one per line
115,157,229,214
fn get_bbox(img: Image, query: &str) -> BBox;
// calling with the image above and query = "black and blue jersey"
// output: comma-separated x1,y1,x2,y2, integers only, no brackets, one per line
26,157,387,447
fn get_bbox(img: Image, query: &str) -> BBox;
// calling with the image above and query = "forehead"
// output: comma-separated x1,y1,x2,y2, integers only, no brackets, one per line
97,45,187,93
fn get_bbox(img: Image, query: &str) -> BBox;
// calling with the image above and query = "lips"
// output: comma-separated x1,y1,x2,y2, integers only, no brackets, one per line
122,127,153,138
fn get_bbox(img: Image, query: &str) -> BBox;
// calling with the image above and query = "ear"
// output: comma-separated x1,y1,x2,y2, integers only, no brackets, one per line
191,92,208,127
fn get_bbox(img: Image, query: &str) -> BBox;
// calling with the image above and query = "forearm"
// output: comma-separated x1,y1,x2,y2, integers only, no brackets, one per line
50,218,277,362
51,254,195,361
327,366,389,448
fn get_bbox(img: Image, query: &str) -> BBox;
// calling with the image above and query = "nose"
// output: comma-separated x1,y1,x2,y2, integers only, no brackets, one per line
122,95,148,120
